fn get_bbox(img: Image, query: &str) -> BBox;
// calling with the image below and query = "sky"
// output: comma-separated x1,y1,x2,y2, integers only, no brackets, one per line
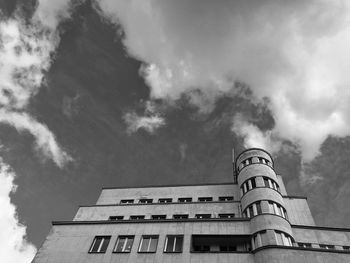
0,0,350,262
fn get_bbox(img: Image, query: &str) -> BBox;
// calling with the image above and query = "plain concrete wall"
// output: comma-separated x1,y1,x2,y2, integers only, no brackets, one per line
96,184,238,205
292,227,350,246
284,198,315,226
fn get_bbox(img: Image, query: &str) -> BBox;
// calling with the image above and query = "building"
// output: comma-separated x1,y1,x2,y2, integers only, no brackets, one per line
32,148,350,262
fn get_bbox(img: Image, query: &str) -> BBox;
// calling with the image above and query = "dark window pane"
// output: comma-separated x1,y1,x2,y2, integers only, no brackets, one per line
174,237,183,252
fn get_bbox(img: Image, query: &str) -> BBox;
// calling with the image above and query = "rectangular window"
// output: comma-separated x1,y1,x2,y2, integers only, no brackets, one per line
251,178,256,188
192,235,251,252
198,197,213,202
218,213,235,219
173,214,189,219
158,198,172,203
114,236,134,253
248,180,252,190
343,246,350,250
130,215,145,220
298,243,312,248
275,231,284,245
164,235,183,253
320,244,335,249
120,199,134,204
249,206,254,217
151,215,166,220
195,214,211,219
263,178,269,188
139,236,158,253
139,199,153,204
256,202,262,214
89,236,111,253
219,196,234,201
109,216,124,220
178,197,192,203
243,183,247,194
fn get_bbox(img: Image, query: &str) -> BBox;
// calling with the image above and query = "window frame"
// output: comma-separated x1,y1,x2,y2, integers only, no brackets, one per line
178,197,192,203
151,215,167,220
120,199,134,204
198,197,213,202
218,196,234,201
158,198,172,203
218,213,235,219
195,214,211,219
139,199,153,204
109,216,124,220
113,235,135,253
89,236,111,253
130,215,145,220
138,235,159,253
173,214,189,219
164,235,184,253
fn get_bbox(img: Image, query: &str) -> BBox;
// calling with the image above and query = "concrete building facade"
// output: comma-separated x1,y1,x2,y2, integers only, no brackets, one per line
32,148,350,262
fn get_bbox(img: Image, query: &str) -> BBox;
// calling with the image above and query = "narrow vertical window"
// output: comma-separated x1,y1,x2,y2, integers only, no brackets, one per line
139,236,159,253
164,235,183,253
251,178,256,188
114,236,134,253
256,202,262,214
89,236,111,253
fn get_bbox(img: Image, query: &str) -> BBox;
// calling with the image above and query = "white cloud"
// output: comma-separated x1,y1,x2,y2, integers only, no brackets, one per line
0,1,77,262
123,101,165,134
96,0,350,161
0,158,36,263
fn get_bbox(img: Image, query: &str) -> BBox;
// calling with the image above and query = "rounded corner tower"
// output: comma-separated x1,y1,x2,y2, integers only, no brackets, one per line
235,148,294,249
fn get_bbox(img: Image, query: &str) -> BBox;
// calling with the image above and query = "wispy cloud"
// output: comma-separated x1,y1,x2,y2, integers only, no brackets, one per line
95,0,350,161
0,0,79,261
123,101,165,134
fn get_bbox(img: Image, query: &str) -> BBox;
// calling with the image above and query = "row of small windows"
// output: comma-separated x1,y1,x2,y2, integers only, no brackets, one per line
89,235,252,254
109,213,236,221
242,200,288,220
89,235,183,253
119,196,234,204
89,234,350,254
238,156,273,172
240,176,280,196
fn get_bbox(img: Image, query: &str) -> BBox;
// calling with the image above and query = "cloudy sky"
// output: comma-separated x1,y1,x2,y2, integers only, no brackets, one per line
1,0,350,262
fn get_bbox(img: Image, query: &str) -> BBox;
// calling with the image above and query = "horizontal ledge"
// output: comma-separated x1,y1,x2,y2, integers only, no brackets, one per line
291,224,350,232
253,245,350,254
52,218,250,225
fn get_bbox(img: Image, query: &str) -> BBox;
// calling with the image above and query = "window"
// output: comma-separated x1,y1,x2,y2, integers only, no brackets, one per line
343,246,350,250
192,235,251,252
173,214,189,219
219,196,234,201
164,235,183,253
109,216,124,220
139,199,153,204
89,236,111,253
195,214,211,219
275,231,293,246
263,177,280,192
198,197,213,202
158,198,172,203
244,201,262,218
320,244,335,249
120,199,134,204
298,243,312,248
252,230,267,249
218,213,235,219
240,178,257,195
114,236,134,253
139,236,158,253
178,197,192,203
151,215,166,220
268,201,288,219
130,215,145,220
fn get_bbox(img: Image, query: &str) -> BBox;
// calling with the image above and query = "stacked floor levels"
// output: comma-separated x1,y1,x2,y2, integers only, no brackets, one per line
32,148,350,262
